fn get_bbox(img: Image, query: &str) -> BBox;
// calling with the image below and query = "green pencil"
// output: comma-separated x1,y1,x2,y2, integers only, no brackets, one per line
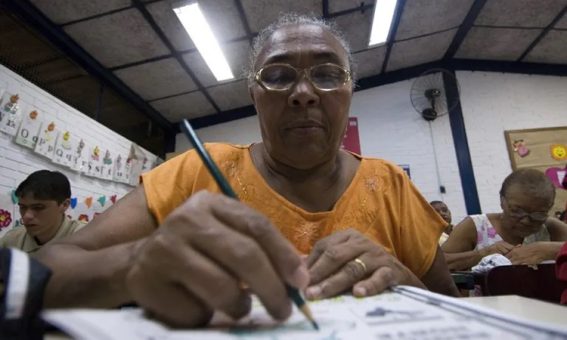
180,119,319,331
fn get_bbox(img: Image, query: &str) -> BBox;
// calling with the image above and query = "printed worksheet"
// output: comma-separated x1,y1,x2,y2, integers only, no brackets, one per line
43,286,567,340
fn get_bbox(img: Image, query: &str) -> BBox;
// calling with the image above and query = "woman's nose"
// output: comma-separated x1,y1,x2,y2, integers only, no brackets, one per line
288,76,320,107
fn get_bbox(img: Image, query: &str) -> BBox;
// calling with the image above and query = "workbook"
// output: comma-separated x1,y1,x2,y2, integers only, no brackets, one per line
43,286,567,339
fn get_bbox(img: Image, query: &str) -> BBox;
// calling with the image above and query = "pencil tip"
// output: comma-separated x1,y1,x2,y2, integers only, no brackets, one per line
312,320,320,330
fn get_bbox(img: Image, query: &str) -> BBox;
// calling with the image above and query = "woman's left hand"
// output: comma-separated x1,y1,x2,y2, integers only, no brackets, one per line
304,229,425,300
505,243,545,265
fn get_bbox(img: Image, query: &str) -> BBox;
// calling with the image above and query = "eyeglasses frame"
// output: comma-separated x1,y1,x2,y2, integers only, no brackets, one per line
254,62,352,92
501,196,549,222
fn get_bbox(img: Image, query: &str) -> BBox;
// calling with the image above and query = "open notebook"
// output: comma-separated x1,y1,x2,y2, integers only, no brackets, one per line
43,286,567,339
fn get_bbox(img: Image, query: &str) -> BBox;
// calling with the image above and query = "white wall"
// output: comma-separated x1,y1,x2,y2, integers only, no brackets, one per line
458,71,567,213
0,64,146,235
175,115,261,152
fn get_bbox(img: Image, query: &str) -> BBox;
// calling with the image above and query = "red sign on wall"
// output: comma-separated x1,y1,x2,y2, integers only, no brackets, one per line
341,117,361,154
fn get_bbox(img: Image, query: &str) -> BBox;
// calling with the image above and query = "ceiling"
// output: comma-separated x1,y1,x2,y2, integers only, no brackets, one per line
1,0,567,157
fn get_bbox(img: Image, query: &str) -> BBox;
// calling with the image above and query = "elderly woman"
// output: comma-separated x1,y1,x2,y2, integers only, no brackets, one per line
37,15,457,327
443,168,567,271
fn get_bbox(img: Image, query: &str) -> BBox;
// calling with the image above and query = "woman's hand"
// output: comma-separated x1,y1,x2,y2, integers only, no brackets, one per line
305,229,425,300
125,191,309,327
480,240,516,258
505,243,546,265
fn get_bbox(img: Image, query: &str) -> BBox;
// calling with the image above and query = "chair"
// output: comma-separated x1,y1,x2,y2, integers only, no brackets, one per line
479,263,567,303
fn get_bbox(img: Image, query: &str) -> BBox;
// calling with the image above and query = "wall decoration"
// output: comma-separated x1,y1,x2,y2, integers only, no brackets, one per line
70,197,78,209
545,166,566,189
34,121,59,158
14,109,42,148
53,131,77,167
71,139,88,173
100,149,114,180
512,139,530,157
0,93,22,136
112,154,127,183
86,146,103,178
97,195,106,207
550,144,567,161
341,116,361,154
505,126,567,216
0,190,15,236
85,196,93,209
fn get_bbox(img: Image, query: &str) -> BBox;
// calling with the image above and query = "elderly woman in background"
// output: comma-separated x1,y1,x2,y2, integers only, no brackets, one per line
443,168,567,271
37,14,457,327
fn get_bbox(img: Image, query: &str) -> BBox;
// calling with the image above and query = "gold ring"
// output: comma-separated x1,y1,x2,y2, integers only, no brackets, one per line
354,258,367,273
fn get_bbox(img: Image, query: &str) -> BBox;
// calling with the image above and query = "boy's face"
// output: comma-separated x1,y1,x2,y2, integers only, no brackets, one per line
18,194,69,241
431,202,452,225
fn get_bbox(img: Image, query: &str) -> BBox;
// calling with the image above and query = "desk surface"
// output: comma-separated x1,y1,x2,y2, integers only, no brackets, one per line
463,295,567,327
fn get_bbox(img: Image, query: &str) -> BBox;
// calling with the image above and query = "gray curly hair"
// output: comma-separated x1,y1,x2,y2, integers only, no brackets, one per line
245,13,357,86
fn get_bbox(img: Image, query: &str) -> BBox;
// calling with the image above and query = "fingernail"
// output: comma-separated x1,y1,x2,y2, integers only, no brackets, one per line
290,265,310,289
305,286,321,300
354,286,367,297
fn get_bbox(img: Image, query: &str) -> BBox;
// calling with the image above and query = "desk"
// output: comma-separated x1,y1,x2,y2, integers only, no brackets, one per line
463,295,567,327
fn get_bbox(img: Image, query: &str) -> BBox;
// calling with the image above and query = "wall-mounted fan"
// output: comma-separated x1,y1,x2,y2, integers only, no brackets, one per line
410,69,459,121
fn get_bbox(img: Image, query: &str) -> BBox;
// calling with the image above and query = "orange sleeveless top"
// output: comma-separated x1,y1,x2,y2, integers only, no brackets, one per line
142,143,445,278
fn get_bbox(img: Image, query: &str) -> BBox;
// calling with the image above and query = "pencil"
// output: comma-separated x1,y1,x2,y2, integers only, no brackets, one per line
180,119,319,331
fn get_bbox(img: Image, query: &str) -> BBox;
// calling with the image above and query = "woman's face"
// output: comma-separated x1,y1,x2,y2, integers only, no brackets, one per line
500,184,553,238
249,24,353,169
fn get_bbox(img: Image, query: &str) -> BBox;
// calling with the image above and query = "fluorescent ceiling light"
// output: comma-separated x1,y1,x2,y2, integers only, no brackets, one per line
173,3,234,81
368,0,398,46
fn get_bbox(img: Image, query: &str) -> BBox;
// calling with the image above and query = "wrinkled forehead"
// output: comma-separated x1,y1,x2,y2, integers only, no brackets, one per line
256,24,349,69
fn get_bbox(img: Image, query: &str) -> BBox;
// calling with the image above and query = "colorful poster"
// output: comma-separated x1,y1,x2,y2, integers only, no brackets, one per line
14,109,42,148
342,116,361,154
112,154,128,183
34,121,59,158
0,93,22,136
53,131,77,167
86,146,103,178
100,149,114,180
71,139,88,173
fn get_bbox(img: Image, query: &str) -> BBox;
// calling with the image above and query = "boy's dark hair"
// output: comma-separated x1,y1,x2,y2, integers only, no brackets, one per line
429,200,444,205
15,170,71,204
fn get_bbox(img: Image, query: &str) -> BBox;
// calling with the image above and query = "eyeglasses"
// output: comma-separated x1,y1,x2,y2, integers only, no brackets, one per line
502,197,549,222
254,63,352,92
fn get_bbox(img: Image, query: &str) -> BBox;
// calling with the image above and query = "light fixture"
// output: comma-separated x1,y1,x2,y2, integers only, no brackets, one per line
368,0,398,46
173,2,234,81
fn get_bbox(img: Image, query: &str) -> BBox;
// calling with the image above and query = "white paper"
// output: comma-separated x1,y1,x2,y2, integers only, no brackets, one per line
0,93,22,136
34,121,59,158
43,286,567,340
86,146,103,178
14,109,42,148
71,139,88,173
52,131,76,167
100,149,114,181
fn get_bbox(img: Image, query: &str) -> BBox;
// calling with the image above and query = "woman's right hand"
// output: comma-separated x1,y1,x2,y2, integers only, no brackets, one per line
480,241,516,257
125,191,309,327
